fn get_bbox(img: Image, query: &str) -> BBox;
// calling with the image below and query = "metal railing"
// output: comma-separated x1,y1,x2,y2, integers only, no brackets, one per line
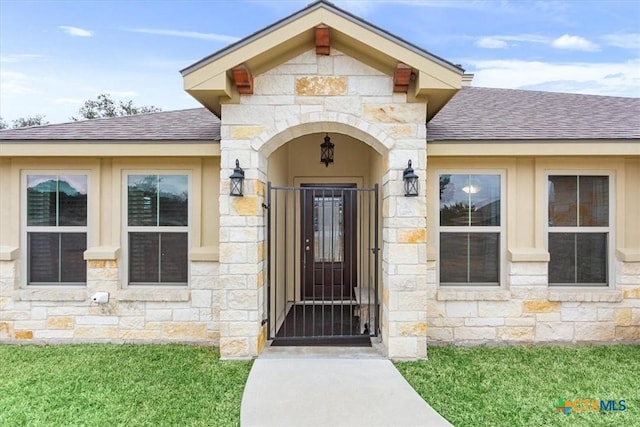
265,183,379,342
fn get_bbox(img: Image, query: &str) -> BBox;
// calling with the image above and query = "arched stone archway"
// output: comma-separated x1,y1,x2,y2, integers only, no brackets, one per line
250,112,393,159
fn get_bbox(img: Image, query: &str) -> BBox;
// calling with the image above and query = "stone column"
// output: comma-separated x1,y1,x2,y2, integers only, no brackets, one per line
382,144,428,360
218,135,267,359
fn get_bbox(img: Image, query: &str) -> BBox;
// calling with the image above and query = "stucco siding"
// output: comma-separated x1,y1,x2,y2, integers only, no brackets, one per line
0,156,222,344
426,156,640,344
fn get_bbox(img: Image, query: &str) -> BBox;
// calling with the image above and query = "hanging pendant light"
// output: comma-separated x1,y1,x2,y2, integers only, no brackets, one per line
320,133,334,167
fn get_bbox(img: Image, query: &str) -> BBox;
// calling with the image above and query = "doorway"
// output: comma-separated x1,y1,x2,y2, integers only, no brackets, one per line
301,184,356,300
266,183,379,343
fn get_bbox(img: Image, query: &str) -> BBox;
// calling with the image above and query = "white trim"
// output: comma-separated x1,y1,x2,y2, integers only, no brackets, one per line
435,169,507,287
544,170,615,287
121,170,192,287
127,226,188,233
21,171,90,286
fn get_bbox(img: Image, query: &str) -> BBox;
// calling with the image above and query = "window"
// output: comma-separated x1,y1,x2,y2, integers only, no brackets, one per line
26,174,87,285
313,196,344,262
548,175,610,285
439,174,502,285
126,174,188,285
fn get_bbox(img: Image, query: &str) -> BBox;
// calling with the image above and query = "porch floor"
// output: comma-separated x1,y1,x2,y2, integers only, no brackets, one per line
273,304,371,347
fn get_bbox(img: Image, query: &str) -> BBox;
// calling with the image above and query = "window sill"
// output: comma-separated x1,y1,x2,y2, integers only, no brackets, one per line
437,289,510,301
189,246,219,262
15,288,88,302
116,288,190,302
84,246,120,261
507,248,549,262
0,246,19,261
547,289,623,302
617,248,640,263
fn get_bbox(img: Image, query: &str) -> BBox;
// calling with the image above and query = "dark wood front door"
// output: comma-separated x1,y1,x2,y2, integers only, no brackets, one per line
301,185,357,300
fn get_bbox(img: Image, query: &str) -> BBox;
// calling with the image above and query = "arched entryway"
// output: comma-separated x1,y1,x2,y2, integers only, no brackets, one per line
264,131,383,345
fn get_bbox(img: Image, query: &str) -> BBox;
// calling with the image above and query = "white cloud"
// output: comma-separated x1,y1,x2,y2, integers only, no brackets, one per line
0,61,202,124
474,34,552,49
0,54,46,63
0,70,40,94
551,34,599,52
129,28,240,44
466,58,640,98
475,37,508,49
494,34,550,44
59,26,93,37
254,0,493,17
392,0,491,9
601,33,640,50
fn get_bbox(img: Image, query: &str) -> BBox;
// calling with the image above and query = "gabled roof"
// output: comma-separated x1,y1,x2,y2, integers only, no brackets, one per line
427,87,640,141
181,0,463,76
181,0,463,119
0,108,218,141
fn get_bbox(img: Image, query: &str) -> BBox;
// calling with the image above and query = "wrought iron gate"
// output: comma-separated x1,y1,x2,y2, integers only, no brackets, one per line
265,183,379,343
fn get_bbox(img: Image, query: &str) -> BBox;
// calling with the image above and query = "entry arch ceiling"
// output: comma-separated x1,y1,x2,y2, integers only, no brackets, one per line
181,0,463,121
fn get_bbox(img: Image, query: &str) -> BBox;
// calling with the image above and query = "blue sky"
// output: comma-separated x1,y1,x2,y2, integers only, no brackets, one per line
1,0,639,124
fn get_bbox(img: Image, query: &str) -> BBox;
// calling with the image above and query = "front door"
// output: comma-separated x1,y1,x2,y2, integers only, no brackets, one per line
301,185,356,300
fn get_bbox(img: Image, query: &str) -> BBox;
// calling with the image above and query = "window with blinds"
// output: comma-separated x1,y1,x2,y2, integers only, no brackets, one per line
126,174,189,285
548,175,610,286
439,173,502,286
26,174,87,285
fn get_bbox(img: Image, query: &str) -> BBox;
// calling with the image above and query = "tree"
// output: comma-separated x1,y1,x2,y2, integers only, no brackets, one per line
72,93,161,121
0,94,160,128
11,115,49,128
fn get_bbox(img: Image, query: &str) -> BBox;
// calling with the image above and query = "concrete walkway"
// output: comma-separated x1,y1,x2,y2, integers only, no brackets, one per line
240,347,452,427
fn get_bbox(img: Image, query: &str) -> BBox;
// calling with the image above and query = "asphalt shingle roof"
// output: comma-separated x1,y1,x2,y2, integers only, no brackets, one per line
1,87,638,142
427,86,640,141
0,108,219,141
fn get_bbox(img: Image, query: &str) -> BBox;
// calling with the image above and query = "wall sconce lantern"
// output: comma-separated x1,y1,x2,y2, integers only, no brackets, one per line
229,159,245,197
403,160,419,197
320,133,334,167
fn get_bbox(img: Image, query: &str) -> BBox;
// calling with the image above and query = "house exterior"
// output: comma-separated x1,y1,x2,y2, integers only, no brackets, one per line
1,1,638,360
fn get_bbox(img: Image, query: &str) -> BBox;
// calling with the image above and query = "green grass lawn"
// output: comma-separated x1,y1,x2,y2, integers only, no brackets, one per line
3,344,639,427
0,344,252,427
397,345,640,427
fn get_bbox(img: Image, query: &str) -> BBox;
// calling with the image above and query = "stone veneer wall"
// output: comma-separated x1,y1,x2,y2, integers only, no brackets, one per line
218,48,429,359
426,259,640,343
0,259,221,343
2,255,637,345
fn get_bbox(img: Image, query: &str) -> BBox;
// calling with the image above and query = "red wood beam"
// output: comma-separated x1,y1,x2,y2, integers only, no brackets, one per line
315,24,330,56
393,63,412,93
232,65,253,95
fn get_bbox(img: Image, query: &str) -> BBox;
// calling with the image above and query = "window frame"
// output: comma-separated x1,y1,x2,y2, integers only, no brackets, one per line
436,169,507,287
21,171,90,286
122,170,191,287
545,170,614,287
